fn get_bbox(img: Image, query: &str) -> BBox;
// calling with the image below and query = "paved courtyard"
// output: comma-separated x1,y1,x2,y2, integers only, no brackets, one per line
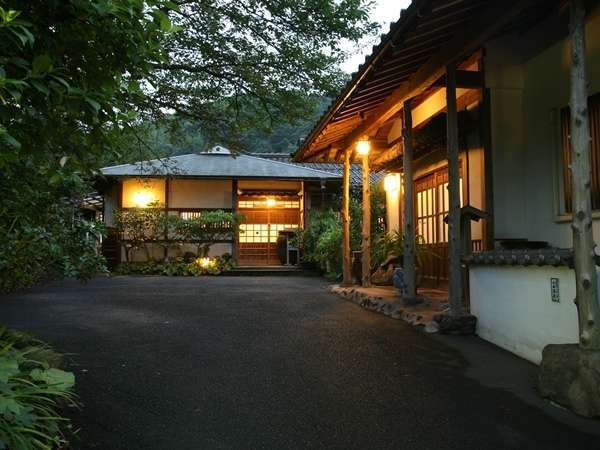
0,276,598,449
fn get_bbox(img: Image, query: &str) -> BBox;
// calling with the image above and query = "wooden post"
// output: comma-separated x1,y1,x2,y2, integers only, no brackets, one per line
342,149,353,286
446,63,463,317
362,150,371,287
481,87,495,250
570,0,600,350
232,179,239,266
402,100,417,300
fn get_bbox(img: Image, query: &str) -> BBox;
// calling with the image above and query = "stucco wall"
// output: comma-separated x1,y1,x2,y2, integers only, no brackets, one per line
169,179,232,209
486,7,600,247
470,265,581,364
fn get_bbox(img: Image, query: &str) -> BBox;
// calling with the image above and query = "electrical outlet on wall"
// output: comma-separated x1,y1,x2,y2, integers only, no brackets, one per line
550,278,560,303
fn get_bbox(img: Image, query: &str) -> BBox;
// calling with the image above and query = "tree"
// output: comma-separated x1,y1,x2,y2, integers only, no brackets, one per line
177,211,242,257
0,0,376,291
143,0,377,146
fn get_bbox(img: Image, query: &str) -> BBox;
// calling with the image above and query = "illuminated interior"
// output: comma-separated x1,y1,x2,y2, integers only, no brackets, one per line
238,198,300,209
121,178,165,208
239,223,298,243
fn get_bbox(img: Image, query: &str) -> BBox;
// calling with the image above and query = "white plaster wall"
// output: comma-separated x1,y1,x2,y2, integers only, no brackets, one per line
169,179,232,209
470,265,580,364
486,7,600,247
386,186,401,234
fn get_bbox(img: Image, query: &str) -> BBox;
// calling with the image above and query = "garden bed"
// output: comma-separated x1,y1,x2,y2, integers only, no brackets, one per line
114,254,235,276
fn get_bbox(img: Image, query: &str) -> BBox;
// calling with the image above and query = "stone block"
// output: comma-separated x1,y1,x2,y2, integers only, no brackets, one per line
539,344,600,418
434,313,477,335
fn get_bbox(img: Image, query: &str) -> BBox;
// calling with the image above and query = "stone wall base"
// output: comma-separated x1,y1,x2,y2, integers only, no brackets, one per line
539,344,600,418
433,313,477,335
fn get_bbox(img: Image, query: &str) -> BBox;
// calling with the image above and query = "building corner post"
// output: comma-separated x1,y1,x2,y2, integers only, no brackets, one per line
402,99,417,300
569,0,600,349
446,62,463,317
342,149,353,286
362,150,372,287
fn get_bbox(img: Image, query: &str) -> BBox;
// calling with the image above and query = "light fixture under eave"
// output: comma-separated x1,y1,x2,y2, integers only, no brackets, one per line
132,190,154,208
356,138,370,156
265,197,276,208
384,173,401,193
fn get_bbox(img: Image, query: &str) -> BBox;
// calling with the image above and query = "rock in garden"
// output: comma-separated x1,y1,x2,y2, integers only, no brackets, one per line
538,344,600,418
424,322,439,333
434,313,477,335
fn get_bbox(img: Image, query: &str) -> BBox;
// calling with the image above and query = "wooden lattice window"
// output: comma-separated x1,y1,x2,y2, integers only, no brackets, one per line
415,167,463,244
561,92,600,213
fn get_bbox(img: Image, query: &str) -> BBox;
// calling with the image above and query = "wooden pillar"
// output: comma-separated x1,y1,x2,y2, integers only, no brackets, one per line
446,63,463,317
569,0,600,350
231,180,239,266
342,149,353,286
402,100,417,300
481,87,495,250
362,151,371,287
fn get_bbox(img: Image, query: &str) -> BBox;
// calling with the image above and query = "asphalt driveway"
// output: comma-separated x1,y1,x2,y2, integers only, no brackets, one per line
0,276,598,449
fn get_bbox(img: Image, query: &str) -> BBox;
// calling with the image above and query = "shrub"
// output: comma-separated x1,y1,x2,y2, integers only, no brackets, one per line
0,327,77,450
176,211,242,257
0,207,107,294
114,254,234,276
114,206,243,262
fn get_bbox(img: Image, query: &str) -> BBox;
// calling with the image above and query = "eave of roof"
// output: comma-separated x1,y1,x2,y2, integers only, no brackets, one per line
100,153,342,180
293,0,427,161
294,0,548,163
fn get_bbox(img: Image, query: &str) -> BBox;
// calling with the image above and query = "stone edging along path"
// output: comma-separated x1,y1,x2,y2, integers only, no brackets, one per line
329,285,448,333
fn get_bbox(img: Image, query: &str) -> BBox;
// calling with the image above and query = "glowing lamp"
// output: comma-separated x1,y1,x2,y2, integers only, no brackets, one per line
200,257,212,268
265,197,276,208
356,138,370,156
132,190,154,207
384,173,401,192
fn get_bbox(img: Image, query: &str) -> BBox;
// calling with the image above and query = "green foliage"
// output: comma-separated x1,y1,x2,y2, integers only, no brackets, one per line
146,1,378,147
114,206,242,261
299,186,389,277
114,202,165,261
372,230,439,271
115,255,235,276
0,327,77,450
0,1,174,292
0,206,107,293
0,0,376,292
177,210,242,257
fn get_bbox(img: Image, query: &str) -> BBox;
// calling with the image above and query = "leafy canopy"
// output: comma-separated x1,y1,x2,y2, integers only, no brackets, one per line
0,0,376,292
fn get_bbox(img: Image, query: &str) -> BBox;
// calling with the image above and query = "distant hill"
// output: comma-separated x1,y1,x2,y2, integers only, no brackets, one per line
105,97,330,166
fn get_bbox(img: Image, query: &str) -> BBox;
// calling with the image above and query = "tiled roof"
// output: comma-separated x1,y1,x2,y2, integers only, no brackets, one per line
101,147,341,181
466,249,574,268
246,153,385,187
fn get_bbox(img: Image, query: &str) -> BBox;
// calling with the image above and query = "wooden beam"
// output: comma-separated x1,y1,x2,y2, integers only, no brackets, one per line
432,70,483,89
341,0,540,150
361,151,372,287
342,149,353,286
569,0,600,349
446,63,463,317
402,99,417,300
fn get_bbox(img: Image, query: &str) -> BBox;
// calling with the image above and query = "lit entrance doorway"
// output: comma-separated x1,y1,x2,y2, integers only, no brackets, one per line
237,195,301,266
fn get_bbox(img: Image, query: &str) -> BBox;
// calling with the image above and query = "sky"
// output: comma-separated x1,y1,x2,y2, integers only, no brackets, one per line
341,0,412,73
